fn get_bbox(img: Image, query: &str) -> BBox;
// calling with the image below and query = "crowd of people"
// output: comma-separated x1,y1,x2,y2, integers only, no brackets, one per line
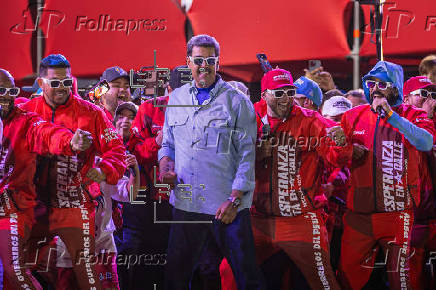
0,34,435,290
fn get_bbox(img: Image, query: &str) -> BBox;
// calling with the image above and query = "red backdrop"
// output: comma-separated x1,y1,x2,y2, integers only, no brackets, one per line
360,0,436,57
0,0,33,80
187,0,351,81
42,0,187,77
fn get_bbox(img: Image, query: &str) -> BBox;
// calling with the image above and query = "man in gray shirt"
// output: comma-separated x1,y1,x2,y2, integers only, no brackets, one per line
159,34,264,290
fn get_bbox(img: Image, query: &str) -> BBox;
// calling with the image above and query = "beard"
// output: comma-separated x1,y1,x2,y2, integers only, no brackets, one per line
270,101,292,119
0,98,14,120
104,95,119,112
370,89,399,106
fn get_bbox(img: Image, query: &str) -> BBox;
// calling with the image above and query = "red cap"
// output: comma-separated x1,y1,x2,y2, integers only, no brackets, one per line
403,76,436,96
261,69,294,92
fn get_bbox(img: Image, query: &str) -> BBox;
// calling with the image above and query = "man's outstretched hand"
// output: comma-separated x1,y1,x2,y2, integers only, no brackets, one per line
70,129,93,151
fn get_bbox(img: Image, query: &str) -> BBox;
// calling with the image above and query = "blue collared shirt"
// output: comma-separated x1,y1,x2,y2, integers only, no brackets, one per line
158,76,257,215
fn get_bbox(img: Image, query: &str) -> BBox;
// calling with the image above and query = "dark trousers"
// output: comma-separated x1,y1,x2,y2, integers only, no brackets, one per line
118,202,171,290
165,207,265,290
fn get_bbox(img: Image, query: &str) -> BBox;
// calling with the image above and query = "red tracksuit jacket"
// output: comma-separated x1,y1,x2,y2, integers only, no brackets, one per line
0,107,74,211
253,105,350,217
340,104,435,213
414,118,436,223
20,94,126,208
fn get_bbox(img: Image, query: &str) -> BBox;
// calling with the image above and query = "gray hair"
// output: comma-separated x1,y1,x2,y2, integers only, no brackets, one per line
187,34,220,57
345,89,365,98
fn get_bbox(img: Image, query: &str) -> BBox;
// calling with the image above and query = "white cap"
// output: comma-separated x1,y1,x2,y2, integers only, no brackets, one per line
322,96,352,117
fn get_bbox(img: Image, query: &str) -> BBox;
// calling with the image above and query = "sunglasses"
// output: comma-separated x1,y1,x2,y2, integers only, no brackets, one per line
42,78,73,88
411,89,436,100
189,56,219,66
0,87,20,96
266,88,296,98
365,80,393,90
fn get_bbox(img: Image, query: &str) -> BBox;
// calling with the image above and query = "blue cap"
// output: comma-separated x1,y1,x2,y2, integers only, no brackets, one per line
293,76,323,107
100,66,129,82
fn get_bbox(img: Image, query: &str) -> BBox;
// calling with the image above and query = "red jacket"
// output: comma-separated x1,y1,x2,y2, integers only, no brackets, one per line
414,150,436,223
0,107,74,211
128,96,168,201
320,118,351,203
414,119,436,223
252,105,349,217
340,104,435,213
253,99,267,118
20,94,126,208
103,107,114,123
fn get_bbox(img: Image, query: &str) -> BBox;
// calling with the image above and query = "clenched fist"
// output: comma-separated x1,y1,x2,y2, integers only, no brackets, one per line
423,97,436,119
126,154,139,169
70,129,93,152
86,167,106,183
326,126,346,146
371,97,392,116
352,143,368,163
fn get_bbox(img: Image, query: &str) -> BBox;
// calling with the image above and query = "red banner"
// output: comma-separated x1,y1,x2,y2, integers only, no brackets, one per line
360,0,436,57
187,0,351,81
43,0,187,77
0,0,33,79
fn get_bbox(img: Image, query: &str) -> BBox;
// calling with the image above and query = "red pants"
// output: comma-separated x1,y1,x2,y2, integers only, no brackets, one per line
409,220,436,290
57,252,119,290
338,210,413,289
221,211,339,290
0,210,42,290
26,204,102,290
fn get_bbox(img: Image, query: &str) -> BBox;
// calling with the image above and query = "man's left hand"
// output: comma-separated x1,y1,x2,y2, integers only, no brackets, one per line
215,190,243,224
304,67,336,91
86,167,106,183
422,97,436,119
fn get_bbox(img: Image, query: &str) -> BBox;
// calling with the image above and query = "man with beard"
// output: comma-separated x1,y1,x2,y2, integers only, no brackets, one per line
0,68,92,289
403,76,436,289
404,76,436,121
159,34,265,290
100,66,131,121
248,69,346,290
336,61,435,289
20,54,126,290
